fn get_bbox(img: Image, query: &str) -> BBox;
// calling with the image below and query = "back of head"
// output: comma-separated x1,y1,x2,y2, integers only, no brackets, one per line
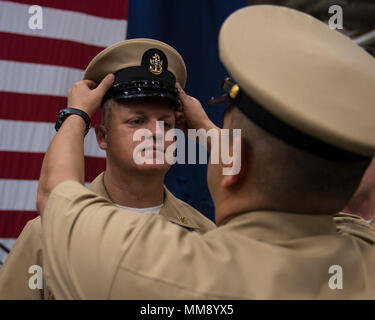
211,5,375,214
230,107,370,214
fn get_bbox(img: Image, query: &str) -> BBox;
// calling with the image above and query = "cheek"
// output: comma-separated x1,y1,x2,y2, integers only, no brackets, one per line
207,158,220,196
107,128,136,156
164,137,174,148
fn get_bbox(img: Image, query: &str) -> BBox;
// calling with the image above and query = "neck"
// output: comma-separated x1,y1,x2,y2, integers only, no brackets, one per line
215,191,265,226
344,193,375,221
104,164,165,208
215,191,341,225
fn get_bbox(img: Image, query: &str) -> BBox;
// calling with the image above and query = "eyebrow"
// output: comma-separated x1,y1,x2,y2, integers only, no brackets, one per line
127,110,174,119
128,110,146,115
159,114,174,119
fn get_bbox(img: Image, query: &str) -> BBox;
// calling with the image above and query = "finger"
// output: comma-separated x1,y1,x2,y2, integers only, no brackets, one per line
174,109,184,115
96,74,115,95
175,82,190,105
79,80,97,89
175,82,184,94
175,104,184,112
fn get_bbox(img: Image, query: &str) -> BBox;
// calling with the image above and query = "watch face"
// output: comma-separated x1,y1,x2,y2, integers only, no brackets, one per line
59,109,69,121
55,109,68,131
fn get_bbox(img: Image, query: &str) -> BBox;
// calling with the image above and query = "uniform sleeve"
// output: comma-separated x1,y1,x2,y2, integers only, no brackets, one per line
42,180,205,299
0,217,44,300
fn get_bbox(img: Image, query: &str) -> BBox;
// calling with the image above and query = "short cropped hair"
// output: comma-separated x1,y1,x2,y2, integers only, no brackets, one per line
101,99,115,128
229,106,371,212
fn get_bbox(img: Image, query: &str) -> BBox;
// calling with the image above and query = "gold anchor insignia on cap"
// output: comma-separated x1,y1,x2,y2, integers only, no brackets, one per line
149,53,163,75
178,216,189,225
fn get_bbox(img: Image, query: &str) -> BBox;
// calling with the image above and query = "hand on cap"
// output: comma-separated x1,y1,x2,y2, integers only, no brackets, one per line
67,74,115,118
175,82,218,134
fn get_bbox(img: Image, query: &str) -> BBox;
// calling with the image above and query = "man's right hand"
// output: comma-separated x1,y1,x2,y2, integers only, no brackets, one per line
67,74,114,118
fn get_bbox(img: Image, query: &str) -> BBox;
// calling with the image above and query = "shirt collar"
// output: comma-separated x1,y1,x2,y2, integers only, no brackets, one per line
88,172,200,230
222,210,337,243
161,187,200,230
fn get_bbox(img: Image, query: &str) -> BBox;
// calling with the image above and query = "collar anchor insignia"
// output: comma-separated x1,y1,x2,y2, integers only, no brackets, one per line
178,216,189,225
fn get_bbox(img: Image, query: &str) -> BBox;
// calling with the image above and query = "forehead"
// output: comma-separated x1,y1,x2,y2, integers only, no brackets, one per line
111,97,175,116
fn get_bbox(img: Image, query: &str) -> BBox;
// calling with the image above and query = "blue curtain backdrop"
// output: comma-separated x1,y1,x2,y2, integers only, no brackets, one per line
127,0,247,221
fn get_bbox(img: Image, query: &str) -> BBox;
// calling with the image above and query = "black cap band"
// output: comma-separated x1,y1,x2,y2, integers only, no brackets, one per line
102,48,179,106
102,66,179,106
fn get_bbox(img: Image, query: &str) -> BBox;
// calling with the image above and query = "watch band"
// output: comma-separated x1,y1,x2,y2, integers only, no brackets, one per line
55,108,91,136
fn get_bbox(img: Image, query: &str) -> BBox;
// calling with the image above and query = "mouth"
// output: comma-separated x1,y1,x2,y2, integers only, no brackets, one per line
142,147,164,153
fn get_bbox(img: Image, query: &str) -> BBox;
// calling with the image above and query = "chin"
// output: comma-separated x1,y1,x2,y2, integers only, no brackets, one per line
134,163,171,175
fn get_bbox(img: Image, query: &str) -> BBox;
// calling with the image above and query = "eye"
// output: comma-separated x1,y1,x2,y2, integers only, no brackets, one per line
127,118,144,125
163,119,175,129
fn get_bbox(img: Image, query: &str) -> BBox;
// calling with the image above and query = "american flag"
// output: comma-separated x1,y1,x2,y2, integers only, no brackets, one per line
0,0,128,263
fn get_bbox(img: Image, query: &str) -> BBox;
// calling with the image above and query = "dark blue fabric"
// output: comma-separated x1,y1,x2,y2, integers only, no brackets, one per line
127,0,247,221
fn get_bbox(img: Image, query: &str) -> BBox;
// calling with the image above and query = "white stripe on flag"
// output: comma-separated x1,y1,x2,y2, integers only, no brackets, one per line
0,238,16,263
0,1,126,47
0,179,38,211
0,60,84,97
0,179,91,211
0,120,106,158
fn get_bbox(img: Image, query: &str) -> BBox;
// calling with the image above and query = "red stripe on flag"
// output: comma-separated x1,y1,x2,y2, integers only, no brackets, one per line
0,151,106,182
0,211,38,238
0,92,103,126
10,0,128,19
0,32,104,70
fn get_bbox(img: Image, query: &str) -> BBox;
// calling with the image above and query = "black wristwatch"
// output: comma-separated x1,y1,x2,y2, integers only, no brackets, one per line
55,108,91,136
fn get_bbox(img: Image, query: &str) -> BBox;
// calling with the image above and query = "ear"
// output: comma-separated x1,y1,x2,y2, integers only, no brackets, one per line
221,136,248,188
95,124,108,150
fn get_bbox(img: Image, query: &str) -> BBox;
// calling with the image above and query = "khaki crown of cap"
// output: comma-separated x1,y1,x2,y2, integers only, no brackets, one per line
219,5,375,156
83,38,187,88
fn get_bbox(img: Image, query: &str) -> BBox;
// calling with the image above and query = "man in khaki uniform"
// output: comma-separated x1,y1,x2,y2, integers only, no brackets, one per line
0,39,215,299
37,6,375,299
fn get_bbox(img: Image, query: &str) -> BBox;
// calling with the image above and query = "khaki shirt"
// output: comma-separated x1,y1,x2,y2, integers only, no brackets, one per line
42,181,375,299
0,173,215,299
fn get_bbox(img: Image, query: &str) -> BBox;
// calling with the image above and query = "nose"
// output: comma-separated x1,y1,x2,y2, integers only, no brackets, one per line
145,119,165,142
